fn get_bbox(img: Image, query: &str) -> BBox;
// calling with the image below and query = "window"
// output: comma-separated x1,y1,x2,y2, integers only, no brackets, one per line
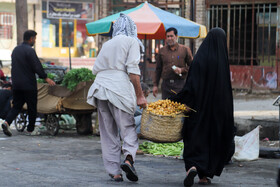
209,3,277,66
42,18,59,47
0,13,13,39
62,21,74,47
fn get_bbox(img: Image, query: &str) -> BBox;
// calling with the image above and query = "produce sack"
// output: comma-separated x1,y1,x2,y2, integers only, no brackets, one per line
23,83,62,113
233,126,260,161
61,81,95,110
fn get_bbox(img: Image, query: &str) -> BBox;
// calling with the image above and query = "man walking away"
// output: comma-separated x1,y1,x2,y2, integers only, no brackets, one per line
2,30,55,137
87,14,147,182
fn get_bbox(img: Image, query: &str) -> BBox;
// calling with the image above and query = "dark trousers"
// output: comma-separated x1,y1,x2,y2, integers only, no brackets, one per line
5,90,37,132
161,79,185,99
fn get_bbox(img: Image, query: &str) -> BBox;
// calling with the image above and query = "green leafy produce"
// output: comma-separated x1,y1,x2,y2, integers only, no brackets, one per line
37,73,57,83
62,68,95,91
139,141,184,156
42,64,48,68
37,79,44,83
47,73,56,80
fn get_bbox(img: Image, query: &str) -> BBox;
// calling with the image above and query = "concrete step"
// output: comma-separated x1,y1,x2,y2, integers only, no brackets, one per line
235,118,280,140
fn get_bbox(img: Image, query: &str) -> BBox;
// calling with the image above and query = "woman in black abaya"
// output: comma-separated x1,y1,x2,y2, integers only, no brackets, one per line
170,28,234,186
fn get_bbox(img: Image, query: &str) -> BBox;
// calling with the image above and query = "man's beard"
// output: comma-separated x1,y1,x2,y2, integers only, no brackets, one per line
166,40,175,46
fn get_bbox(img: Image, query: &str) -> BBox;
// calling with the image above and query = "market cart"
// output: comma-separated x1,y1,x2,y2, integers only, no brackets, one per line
14,81,96,136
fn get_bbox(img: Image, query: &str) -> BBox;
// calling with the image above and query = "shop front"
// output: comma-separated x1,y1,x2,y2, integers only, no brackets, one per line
206,0,280,90
41,1,95,58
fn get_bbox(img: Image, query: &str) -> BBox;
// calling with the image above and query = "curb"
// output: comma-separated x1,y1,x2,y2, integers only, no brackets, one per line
260,147,280,158
235,117,279,140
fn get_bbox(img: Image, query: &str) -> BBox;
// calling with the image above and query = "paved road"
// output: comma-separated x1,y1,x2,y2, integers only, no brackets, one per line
0,130,278,187
0,93,279,186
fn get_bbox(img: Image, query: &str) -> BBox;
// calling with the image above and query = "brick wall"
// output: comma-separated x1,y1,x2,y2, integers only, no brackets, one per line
195,0,206,53
184,0,191,47
184,0,207,53
184,0,191,20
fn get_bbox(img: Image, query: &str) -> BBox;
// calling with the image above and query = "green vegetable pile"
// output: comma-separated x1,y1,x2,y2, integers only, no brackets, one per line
139,141,184,156
62,68,95,91
37,73,57,83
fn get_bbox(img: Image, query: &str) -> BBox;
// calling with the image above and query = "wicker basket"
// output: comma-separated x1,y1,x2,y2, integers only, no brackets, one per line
140,109,184,143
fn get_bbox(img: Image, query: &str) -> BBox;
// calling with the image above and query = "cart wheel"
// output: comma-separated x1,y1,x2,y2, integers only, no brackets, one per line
15,112,27,132
75,113,93,135
45,114,59,136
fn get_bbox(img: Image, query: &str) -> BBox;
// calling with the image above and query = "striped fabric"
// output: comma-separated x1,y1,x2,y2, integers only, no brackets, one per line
112,13,145,52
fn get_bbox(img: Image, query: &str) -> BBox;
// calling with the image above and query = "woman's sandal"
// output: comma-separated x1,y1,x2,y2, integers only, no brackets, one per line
109,174,123,182
198,178,211,185
184,167,197,187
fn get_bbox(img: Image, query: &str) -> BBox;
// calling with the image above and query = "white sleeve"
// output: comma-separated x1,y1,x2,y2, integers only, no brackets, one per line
92,46,104,75
125,39,141,75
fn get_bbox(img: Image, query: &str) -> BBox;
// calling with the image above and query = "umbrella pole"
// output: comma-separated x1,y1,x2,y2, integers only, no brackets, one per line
68,23,72,70
143,35,147,83
68,41,72,70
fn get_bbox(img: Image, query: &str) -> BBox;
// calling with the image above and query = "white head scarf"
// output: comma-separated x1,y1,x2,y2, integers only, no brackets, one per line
112,13,145,53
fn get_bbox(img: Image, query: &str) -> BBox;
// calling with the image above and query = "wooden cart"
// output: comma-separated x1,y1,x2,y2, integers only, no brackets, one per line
14,81,96,136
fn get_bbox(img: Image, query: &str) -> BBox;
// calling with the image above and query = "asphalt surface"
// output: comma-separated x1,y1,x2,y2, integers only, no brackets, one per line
0,92,280,187
0,130,279,187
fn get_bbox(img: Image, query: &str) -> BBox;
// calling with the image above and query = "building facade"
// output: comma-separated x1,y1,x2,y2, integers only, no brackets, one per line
0,0,96,60
0,0,40,65
205,0,280,90
41,0,95,58
1,0,279,90
174,0,280,90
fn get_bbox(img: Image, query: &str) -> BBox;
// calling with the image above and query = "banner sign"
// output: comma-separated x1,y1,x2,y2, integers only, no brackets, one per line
47,1,94,20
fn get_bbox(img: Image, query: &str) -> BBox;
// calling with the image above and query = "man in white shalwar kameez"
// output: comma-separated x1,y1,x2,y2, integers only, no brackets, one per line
87,13,147,182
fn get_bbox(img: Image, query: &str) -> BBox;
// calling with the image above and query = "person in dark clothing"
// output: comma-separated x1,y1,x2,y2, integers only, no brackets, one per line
0,60,5,85
225,125,236,165
0,83,12,119
169,28,235,187
1,30,55,137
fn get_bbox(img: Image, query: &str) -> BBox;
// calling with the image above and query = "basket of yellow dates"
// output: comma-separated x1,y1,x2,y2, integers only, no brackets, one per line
140,99,189,143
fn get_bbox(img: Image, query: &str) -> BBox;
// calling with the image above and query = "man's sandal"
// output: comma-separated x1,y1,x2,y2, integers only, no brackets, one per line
120,159,138,182
109,174,123,182
2,122,12,137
